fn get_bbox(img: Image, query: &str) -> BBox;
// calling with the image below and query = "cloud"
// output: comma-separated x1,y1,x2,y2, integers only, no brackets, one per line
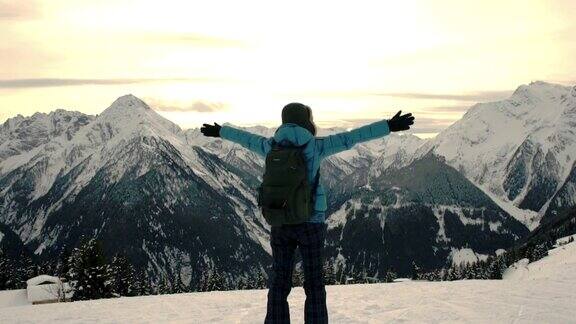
373,90,512,102
0,77,217,89
419,105,471,113
0,1,40,20
340,116,457,134
0,47,58,78
137,32,249,48
145,98,227,113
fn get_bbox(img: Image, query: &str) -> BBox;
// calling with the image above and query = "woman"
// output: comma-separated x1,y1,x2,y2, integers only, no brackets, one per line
201,103,414,323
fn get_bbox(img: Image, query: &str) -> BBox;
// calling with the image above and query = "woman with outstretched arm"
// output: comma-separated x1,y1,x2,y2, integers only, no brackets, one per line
201,103,414,324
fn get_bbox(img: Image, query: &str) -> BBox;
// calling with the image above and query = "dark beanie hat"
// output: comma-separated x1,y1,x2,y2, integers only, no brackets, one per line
281,102,317,135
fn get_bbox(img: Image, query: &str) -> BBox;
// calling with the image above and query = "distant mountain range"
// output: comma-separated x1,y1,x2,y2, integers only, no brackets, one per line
426,81,576,229
1,81,574,285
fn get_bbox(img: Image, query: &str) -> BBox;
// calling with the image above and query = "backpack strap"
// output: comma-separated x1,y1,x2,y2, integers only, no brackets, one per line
311,167,321,203
270,138,280,150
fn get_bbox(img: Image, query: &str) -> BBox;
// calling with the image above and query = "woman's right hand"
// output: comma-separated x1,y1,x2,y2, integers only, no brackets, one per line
200,122,222,137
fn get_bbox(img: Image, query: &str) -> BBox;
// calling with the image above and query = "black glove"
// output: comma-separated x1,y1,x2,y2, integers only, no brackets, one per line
387,111,414,132
200,122,222,137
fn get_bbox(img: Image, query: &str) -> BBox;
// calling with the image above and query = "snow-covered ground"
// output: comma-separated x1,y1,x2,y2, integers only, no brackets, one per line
2,239,575,323
0,289,28,308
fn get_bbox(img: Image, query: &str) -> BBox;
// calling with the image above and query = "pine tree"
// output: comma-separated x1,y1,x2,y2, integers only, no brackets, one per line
529,243,549,263
109,253,137,297
0,250,10,290
235,276,246,290
323,260,337,285
439,268,447,281
38,259,55,277
206,269,226,291
134,270,152,296
444,267,453,281
292,265,304,287
3,255,20,289
469,261,478,279
385,270,397,283
487,258,503,280
451,263,462,280
150,279,161,295
158,276,172,295
255,271,268,289
16,252,37,288
411,261,421,280
198,272,209,292
244,270,259,290
56,248,72,280
67,238,113,301
193,262,210,292
336,266,347,285
173,270,188,294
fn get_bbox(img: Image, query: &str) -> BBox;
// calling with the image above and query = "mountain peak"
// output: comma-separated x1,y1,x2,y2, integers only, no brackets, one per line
529,80,551,87
512,81,572,98
95,94,183,140
108,94,150,110
99,94,152,119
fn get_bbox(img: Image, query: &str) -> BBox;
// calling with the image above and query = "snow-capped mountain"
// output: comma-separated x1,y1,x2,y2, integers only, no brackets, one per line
323,80,576,276
0,110,93,170
1,81,575,285
0,95,271,287
425,81,576,229
184,82,576,271
321,152,528,277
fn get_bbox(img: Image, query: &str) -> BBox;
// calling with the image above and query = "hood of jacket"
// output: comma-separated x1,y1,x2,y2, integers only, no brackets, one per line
273,123,315,146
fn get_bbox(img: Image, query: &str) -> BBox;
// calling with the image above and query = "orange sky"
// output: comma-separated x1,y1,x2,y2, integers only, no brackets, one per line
1,0,575,138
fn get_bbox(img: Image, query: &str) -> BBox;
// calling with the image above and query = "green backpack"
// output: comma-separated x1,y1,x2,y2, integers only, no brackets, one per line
257,141,318,226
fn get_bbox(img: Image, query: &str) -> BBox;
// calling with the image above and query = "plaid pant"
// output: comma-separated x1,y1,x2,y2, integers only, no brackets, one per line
265,222,328,324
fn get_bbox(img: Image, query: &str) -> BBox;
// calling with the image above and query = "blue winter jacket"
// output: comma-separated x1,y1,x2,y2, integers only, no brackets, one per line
219,120,391,223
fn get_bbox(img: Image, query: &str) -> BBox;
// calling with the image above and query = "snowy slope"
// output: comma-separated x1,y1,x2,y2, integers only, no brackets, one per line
2,238,575,323
426,81,576,229
503,235,576,281
0,95,273,286
323,153,528,277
